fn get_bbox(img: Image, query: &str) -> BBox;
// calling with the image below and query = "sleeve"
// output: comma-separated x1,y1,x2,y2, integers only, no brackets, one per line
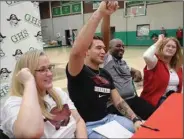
65,63,85,81
143,44,158,70
54,87,76,110
1,97,22,138
109,75,115,90
65,63,73,80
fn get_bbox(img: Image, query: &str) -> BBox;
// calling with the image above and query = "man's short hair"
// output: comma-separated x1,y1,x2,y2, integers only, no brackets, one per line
109,39,123,49
88,36,103,49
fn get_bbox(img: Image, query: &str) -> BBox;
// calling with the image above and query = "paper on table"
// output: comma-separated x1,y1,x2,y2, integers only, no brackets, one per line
92,120,133,138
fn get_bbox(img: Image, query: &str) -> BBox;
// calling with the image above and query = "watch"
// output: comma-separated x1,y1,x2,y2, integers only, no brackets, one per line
132,116,142,123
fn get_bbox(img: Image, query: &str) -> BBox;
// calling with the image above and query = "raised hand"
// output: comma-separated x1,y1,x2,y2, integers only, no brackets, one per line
97,1,119,16
158,34,165,42
16,68,35,86
107,1,119,12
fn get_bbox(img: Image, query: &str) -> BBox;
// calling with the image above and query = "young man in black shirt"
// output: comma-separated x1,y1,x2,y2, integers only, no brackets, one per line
66,1,143,138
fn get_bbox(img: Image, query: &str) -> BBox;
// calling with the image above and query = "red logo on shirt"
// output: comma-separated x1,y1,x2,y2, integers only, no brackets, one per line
44,104,71,130
92,75,110,85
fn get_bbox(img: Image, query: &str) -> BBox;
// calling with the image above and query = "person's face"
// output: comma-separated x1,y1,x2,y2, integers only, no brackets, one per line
35,55,54,93
87,39,106,65
163,40,177,57
111,40,124,59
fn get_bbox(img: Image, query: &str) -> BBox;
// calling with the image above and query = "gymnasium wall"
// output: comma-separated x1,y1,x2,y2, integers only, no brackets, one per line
41,1,183,46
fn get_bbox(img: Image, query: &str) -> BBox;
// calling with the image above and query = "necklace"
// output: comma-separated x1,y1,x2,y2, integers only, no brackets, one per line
169,69,174,73
85,65,100,76
85,65,110,85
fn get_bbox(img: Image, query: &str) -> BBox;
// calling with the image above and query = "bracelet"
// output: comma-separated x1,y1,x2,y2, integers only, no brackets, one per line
132,116,142,123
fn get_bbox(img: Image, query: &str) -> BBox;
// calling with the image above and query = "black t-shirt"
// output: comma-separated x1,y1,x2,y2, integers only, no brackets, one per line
66,64,115,122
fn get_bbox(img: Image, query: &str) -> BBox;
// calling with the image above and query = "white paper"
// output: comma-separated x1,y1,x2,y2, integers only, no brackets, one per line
93,120,133,138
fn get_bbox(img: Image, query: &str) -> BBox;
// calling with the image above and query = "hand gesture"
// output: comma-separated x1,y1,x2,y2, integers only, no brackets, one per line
158,34,165,43
16,68,35,85
97,1,119,16
133,70,142,82
134,120,144,132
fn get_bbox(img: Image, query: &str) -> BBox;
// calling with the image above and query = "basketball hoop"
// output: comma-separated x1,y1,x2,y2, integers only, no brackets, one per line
124,1,146,18
130,6,137,17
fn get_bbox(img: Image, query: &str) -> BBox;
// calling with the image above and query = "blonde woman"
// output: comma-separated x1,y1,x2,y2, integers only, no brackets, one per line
141,34,183,107
0,50,87,138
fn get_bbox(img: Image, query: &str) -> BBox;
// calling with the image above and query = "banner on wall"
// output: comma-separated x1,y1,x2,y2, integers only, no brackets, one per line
0,1,43,106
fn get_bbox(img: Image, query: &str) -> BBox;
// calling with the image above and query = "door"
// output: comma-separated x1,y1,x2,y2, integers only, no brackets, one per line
65,30,71,46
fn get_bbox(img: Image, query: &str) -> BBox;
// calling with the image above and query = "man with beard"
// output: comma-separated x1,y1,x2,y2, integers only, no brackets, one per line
102,15,156,120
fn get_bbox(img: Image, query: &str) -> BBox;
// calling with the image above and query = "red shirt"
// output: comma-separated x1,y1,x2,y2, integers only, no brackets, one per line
140,58,182,106
176,29,183,38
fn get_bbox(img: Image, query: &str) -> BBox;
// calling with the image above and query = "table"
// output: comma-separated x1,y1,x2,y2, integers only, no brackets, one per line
132,93,183,138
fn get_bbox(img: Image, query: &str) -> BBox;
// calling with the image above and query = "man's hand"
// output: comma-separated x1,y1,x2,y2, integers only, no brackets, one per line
131,68,142,82
133,70,142,82
134,120,144,132
97,1,119,16
101,1,119,53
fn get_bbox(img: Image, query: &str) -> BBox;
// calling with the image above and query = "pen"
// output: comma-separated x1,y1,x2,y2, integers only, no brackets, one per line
141,125,160,131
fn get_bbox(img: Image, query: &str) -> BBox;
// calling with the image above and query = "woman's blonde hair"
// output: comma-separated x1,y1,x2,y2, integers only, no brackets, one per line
157,37,183,71
11,50,63,119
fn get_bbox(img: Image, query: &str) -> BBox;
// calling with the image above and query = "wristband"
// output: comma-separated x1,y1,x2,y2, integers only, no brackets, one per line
132,116,142,123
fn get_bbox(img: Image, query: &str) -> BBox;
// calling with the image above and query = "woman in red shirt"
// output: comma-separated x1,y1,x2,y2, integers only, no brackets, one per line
141,34,182,107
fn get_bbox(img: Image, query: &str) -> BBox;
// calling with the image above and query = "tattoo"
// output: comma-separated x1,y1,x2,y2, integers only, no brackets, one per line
116,100,136,120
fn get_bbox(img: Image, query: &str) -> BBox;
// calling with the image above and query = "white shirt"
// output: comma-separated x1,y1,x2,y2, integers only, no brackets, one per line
164,69,179,95
0,87,77,138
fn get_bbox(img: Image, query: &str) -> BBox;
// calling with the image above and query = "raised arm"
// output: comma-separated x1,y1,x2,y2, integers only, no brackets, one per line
14,68,44,138
101,2,119,53
143,34,164,70
101,15,110,53
68,1,118,76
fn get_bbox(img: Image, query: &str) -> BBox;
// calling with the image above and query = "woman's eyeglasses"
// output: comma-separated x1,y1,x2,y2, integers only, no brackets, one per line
35,65,55,74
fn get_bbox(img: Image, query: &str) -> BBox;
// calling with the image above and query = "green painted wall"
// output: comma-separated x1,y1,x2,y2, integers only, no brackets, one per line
96,29,178,46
